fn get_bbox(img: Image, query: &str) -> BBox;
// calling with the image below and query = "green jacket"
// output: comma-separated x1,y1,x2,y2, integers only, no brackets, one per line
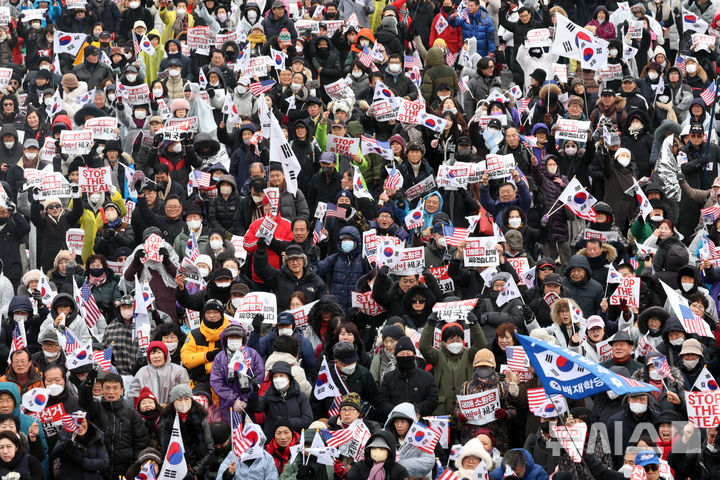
279,454,334,480
421,47,459,103
315,120,369,174
173,228,209,260
630,218,655,245
419,316,487,415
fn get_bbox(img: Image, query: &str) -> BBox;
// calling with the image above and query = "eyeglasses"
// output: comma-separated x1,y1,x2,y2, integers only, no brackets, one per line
644,465,659,472
47,204,61,210
411,298,425,305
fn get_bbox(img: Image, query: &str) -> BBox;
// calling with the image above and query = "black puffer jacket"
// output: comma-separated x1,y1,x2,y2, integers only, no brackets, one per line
78,380,148,480
30,195,84,272
207,175,243,236
248,363,313,438
347,430,409,480
53,421,109,480
377,360,438,418
253,244,328,310
372,269,443,318
159,402,214,478
0,210,30,285
400,284,436,329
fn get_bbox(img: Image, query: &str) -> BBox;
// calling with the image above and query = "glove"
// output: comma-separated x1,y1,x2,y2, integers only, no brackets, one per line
102,228,115,240
522,304,534,323
207,88,215,98
152,133,162,148
508,382,520,398
249,376,260,388
466,311,477,325
495,408,508,420
232,399,246,411
206,349,220,361
134,248,145,261
478,313,489,326
32,187,41,201
619,297,629,313
252,314,264,333
159,247,169,258
31,290,41,302
297,465,314,480
256,237,267,250
379,265,390,276
456,411,467,423
85,368,98,385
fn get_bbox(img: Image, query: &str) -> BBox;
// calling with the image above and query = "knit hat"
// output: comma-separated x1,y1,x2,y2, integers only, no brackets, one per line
169,384,193,403
147,341,168,362
53,250,73,269
473,349,496,368
338,392,362,412
377,204,395,219
61,73,79,88
222,322,247,339
171,98,190,114
333,341,359,363
567,96,584,108
394,336,415,356
381,325,405,340
134,386,159,408
388,134,406,149
530,68,546,84
42,197,62,209
195,254,212,269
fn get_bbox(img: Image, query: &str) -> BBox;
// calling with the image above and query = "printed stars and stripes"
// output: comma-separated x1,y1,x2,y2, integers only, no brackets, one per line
249,79,277,96
9,322,26,357
505,346,527,371
701,81,717,106
192,168,211,188
92,345,113,372
518,98,531,114
458,76,470,95
319,428,354,447
63,329,80,354
701,205,720,223
442,226,469,246
325,202,347,219
358,47,373,68
445,49,456,66
61,411,86,433
651,355,674,381
231,410,250,456
80,281,102,329
678,303,714,337
328,395,342,417
629,256,639,270
437,468,459,480
405,54,421,70
674,55,686,72
313,221,327,246
384,163,403,191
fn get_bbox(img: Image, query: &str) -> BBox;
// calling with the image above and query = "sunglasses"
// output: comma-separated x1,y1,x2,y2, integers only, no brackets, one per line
411,298,426,305
47,204,61,210
644,465,659,472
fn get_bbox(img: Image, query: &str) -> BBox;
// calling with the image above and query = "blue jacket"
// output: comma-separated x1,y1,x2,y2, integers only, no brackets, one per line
248,326,316,377
217,450,279,480
0,382,48,474
490,449,548,480
448,7,496,56
316,226,370,311
478,180,531,226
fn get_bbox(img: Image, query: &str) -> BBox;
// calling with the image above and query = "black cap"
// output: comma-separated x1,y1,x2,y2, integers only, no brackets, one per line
543,273,562,286
84,45,99,56
622,75,635,83
601,88,615,97
457,136,472,146
689,123,704,135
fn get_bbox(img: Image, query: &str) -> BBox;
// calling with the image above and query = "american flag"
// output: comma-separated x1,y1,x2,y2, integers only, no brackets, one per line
92,345,113,372
437,468,459,480
249,79,277,96
678,303,714,337
138,460,158,480
445,49,456,66
80,281,102,329
505,346,527,371
701,81,717,106
193,169,211,188
231,410,251,456
651,355,674,381
325,203,346,219
629,256,639,270
328,395,342,417
186,230,200,262
527,387,552,411
9,323,25,354
518,98,531,114
132,31,140,57
701,205,720,223
61,411,85,433
675,55,686,73
320,428,354,447
384,164,403,191
442,226,469,246
313,221,326,246
358,47,373,67
64,329,80,354
404,54,419,70
458,76,470,95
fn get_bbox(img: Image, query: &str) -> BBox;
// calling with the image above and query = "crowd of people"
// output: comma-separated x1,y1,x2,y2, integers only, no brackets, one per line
0,0,718,479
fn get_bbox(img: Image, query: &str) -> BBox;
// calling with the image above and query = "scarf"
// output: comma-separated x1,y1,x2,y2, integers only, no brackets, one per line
89,272,106,287
173,13,189,36
368,462,386,480
248,33,266,49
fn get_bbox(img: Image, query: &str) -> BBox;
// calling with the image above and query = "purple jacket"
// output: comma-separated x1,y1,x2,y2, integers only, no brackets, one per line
209,326,266,424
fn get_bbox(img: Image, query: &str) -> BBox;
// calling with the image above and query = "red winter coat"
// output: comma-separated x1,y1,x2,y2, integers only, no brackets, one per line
430,12,462,54
243,213,293,284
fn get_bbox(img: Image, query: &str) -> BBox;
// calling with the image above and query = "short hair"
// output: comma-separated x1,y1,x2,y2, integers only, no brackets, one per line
0,430,21,453
585,238,602,249
165,194,182,205
688,292,709,309
292,217,310,230
441,325,464,343
211,48,224,57
101,373,124,386
335,321,360,339
504,450,527,470
288,291,307,306
499,181,517,191
517,6,531,14
155,163,170,174
273,335,300,357
9,349,29,363
0,414,19,431
43,364,66,378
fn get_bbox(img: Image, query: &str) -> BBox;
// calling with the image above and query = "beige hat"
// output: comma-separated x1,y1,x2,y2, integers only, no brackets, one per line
680,338,704,357
61,73,79,89
529,328,557,345
473,349,496,368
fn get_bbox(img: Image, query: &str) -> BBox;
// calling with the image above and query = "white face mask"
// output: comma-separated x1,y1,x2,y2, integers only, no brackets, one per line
220,185,232,195
649,370,661,380
617,156,631,167
13,314,27,323
126,74,138,82
166,342,178,353
129,1,140,8
546,165,557,175
352,70,362,79
89,193,102,203
187,219,202,231
3,141,13,149
436,237,447,247
47,383,64,396
446,342,463,354
508,217,522,228
684,359,700,369
648,72,659,81
650,215,663,222
388,63,402,74
618,465,633,479
209,239,223,250
227,268,238,278
687,64,697,74
609,48,618,57
198,267,209,277
43,349,60,360
217,13,227,22
107,93,116,102
247,11,258,23
340,364,356,375
291,82,302,92
670,337,684,346
176,8,186,15
273,376,290,390
681,282,694,292
232,297,243,308
216,281,231,288
105,210,118,222
171,142,182,152
169,69,181,77
175,399,192,413
278,327,293,336
153,89,164,98
628,401,647,415
227,339,243,351
25,152,37,160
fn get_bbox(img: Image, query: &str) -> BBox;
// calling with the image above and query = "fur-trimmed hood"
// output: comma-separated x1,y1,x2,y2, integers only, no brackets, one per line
550,297,582,326
577,243,618,263
595,94,626,112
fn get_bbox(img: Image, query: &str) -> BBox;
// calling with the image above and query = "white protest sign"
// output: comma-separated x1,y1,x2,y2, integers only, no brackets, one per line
256,216,278,243
0,68,12,89
476,114,508,130
351,291,386,316
552,63,567,83
247,57,269,77
526,28,551,47
596,339,613,362
426,265,455,295
507,257,531,285
78,166,111,193
456,389,501,425
324,78,354,101
555,119,591,142
122,84,150,105
326,135,360,155
263,187,280,216
233,292,277,327
432,299,478,322
405,176,437,201
321,20,344,35
141,233,163,263
60,130,93,155
395,99,425,124
178,258,203,285
371,98,398,122
21,8,47,22
583,229,619,243
84,117,118,141
287,300,318,329
628,20,644,39
464,237,499,267
40,137,56,163
0,7,10,24
686,391,720,427
391,247,425,274
599,64,624,81
187,26,211,55
551,423,587,462
33,173,73,200
166,116,198,133
65,228,85,255
483,154,516,179
692,33,715,51
609,276,640,308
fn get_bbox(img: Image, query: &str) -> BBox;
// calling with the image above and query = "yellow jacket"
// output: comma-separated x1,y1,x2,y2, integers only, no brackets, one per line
159,8,196,45
69,189,127,263
181,317,230,376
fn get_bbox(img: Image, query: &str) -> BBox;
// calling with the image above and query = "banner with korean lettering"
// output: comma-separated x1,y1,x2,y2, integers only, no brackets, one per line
556,119,591,142
84,117,118,141
122,83,150,105
233,292,277,327
287,300,318,329
456,389,500,425
463,237,499,267
60,130,93,155
432,299,478,322
482,154,516,179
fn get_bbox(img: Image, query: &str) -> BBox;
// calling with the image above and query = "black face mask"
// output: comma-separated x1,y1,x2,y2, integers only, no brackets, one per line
396,356,416,372
0,217,7,225
325,11,337,19
89,268,104,277
442,5,453,13
225,51,237,62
